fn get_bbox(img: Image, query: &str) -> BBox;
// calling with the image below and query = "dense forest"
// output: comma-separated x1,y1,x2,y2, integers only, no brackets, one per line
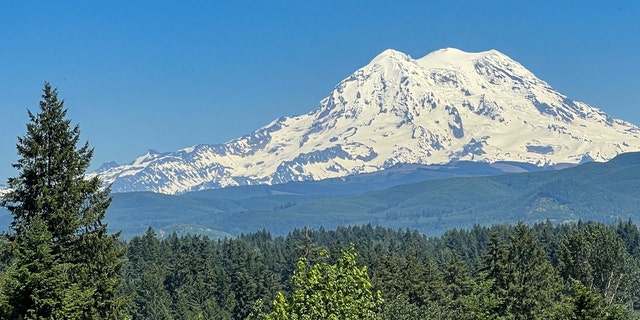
121,220,640,319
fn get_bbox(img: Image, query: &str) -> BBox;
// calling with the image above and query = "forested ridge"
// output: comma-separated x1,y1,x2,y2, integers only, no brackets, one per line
121,220,640,319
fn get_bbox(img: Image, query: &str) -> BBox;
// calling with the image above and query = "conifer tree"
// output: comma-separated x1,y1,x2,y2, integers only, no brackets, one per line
558,222,637,307
482,223,561,319
0,83,127,319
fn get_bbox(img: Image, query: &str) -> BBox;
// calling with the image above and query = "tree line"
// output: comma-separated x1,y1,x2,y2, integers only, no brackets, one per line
121,220,640,320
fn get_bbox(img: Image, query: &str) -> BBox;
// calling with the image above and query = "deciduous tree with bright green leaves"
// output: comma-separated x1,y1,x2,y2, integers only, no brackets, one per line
0,83,127,319
266,244,383,320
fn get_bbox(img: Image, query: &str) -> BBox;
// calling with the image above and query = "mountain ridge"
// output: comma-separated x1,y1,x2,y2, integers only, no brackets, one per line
2,152,639,239
106,152,640,238
94,48,640,194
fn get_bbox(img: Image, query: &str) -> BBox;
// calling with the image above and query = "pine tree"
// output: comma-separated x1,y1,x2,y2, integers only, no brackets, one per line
563,280,629,320
504,223,561,319
558,222,637,307
126,228,173,320
482,223,562,319
0,83,127,319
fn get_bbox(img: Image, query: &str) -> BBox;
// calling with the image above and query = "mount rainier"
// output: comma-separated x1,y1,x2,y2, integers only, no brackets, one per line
95,48,640,194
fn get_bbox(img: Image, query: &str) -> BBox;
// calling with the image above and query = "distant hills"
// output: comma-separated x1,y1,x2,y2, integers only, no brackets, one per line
2,154,638,240
81,152,640,238
93,48,640,194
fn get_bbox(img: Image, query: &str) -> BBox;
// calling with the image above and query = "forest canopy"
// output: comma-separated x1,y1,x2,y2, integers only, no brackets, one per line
120,221,640,319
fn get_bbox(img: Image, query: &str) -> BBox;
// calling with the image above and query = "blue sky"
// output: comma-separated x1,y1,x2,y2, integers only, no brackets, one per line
1,1,639,183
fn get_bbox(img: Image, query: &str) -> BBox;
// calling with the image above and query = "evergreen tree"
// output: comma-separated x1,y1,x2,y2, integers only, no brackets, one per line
482,223,561,319
560,280,629,320
558,222,637,307
0,83,127,319
126,228,173,320
504,223,561,319
441,250,476,318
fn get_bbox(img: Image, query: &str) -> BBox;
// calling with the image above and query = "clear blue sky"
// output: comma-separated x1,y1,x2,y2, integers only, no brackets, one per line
1,1,639,183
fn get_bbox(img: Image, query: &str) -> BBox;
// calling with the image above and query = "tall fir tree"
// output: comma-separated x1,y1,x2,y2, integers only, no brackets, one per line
558,222,638,307
482,223,562,319
0,83,127,319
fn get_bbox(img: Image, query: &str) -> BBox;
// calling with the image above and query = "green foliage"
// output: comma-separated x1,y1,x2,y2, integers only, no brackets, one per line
547,280,630,320
117,221,640,319
481,223,562,319
125,228,173,320
266,244,383,320
0,83,126,319
558,222,638,306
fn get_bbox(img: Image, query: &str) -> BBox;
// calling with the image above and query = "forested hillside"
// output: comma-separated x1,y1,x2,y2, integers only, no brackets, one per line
101,152,640,239
122,220,640,319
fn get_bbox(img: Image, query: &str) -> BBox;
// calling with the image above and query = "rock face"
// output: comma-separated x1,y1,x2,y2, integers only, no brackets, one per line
94,48,640,194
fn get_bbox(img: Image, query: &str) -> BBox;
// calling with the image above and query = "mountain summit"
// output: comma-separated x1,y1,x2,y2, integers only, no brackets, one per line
96,48,640,194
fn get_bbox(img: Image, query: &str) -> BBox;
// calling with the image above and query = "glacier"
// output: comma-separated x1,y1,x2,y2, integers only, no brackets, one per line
93,47,640,194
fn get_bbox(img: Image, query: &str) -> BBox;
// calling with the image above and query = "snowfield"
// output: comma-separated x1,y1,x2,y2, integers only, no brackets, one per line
93,48,640,194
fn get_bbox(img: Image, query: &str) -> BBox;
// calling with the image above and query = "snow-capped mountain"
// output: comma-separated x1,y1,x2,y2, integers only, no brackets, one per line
95,48,640,194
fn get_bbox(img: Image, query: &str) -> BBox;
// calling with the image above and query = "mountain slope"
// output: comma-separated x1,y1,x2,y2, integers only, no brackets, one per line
99,152,640,238
95,48,640,194
4,152,638,238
